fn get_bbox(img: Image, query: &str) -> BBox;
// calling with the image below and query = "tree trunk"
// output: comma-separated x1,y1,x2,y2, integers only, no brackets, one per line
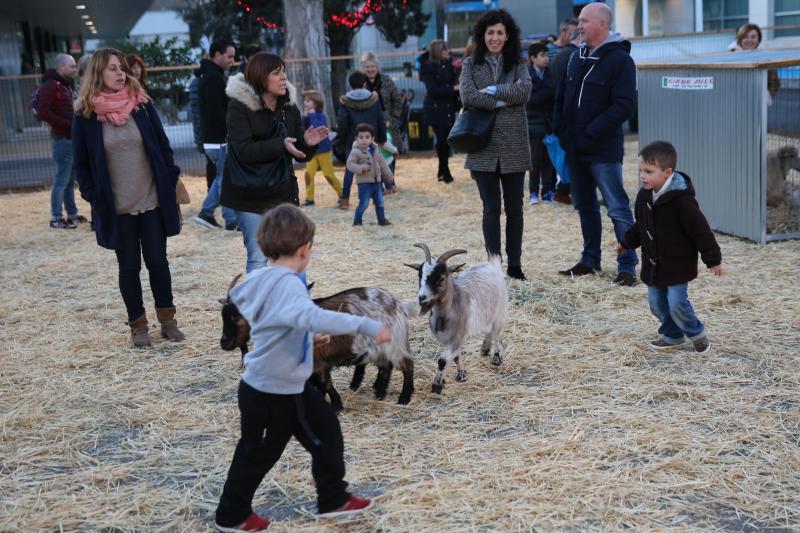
328,27,355,123
282,0,332,120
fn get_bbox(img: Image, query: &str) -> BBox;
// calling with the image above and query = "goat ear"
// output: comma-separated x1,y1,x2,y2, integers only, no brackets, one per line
448,263,466,273
404,262,423,271
218,298,227,305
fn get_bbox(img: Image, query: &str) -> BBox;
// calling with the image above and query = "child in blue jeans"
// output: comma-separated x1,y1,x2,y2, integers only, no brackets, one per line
346,124,394,226
214,204,392,532
617,141,723,354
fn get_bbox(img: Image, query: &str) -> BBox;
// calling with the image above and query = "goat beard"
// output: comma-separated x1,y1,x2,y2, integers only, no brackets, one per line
419,301,433,315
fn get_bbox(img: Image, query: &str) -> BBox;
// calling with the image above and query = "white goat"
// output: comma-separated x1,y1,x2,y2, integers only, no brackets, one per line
405,244,508,393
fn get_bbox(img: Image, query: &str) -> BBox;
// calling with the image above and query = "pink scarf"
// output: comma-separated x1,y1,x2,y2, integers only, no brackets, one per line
92,88,148,126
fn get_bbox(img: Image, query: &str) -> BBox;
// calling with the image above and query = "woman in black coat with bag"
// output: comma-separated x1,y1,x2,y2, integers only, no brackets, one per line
420,39,459,183
220,52,328,273
73,48,184,348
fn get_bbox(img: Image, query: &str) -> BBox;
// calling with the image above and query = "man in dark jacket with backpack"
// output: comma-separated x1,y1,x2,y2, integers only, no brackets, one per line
38,54,85,229
553,2,638,287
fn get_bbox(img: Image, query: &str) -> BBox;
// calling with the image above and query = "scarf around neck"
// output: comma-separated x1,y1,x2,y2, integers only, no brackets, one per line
92,88,148,126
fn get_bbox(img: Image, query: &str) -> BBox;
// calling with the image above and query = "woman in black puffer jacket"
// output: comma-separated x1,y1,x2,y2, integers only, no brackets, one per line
221,53,328,273
419,39,459,183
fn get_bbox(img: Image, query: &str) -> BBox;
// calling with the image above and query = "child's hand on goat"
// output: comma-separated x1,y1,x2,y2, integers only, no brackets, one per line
375,324,392,345
313,334,331,347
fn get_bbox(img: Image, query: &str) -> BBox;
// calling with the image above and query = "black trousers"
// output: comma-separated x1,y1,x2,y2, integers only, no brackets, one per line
215,381,350,527
529,134,555,195
114,208,173,321
431,123,452,176
471,169,525,268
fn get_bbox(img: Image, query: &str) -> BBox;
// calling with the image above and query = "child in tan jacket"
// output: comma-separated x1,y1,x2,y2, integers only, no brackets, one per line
346,123,394,226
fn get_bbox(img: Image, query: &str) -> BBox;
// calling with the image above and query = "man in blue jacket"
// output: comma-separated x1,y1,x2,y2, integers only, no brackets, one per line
553,2,638,286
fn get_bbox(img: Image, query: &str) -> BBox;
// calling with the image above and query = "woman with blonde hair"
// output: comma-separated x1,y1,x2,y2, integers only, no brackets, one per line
360,51,405,165
419,39,459,183
73,48,185,348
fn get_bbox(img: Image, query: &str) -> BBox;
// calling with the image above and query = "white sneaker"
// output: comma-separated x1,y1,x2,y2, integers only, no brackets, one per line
529,193,539,205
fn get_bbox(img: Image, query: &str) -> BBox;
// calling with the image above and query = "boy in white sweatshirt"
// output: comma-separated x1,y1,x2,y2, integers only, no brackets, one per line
214,204,391,532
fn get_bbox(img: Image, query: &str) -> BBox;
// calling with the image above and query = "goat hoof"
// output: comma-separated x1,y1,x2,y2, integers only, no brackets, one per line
455,370,467,382
491,353,502,366
374,392,387,401
349,383,360,391
431,382,444,394
397,395,412,405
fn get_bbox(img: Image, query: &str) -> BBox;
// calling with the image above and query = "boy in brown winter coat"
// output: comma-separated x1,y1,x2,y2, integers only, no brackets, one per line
346,123,394,226
618,141,723,354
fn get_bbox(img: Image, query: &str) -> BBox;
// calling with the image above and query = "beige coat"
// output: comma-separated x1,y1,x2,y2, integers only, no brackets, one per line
346,142,394,185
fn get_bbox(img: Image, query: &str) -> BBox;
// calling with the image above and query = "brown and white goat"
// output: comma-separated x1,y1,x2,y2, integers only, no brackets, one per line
219,276,415,409
405,244,508,394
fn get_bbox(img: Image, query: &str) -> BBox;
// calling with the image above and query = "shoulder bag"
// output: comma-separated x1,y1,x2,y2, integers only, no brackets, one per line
447,65,511,153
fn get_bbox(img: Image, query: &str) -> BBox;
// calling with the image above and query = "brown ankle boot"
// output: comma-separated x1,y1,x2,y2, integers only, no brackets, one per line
129,314,151,348
156,306,185,342
338,197,349,210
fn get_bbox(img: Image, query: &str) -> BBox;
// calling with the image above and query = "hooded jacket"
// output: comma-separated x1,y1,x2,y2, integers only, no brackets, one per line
553,33,636,163
620,172,721,286
525,64,554,137
419,51,458,128
197,58,229,143
346,141,394,185
38,69,75,138
232,265,381,395
336,89,387,149
220,73,313,214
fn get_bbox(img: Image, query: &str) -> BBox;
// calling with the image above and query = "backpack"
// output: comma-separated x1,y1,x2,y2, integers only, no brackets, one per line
28,80,63,120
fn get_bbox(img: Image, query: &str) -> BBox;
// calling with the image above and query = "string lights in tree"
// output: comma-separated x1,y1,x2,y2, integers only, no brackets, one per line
234,0,281,31
327,0,410,29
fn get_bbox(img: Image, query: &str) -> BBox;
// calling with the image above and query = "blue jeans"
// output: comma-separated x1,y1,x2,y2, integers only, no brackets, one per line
236,210,268,273
648,284,705,342
115,208,173,321
570,159,638,274
201,146,238,225
354,182,386,225
340,147,354,199
51,137,78,220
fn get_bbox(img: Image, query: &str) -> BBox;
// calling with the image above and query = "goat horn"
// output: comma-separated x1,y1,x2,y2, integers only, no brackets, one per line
227,273,244,295
437,249,468,264
413,243,432,263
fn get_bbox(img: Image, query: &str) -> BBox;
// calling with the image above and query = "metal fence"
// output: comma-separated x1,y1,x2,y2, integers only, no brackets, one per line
1,27,799,191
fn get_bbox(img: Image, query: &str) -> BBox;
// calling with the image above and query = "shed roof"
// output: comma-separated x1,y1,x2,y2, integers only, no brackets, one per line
637,49,800,70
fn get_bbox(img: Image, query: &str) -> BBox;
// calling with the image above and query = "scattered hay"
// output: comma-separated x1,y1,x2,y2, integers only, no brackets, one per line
0,141,799,531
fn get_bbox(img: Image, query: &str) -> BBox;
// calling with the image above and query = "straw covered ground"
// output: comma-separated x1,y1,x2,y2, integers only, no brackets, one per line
1,140,799,532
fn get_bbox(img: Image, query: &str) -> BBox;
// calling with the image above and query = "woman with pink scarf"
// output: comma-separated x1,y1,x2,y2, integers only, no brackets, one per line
73,48,185,348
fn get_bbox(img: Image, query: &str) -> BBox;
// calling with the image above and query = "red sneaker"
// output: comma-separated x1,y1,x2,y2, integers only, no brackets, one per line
318,495,375,518
214,512,270,532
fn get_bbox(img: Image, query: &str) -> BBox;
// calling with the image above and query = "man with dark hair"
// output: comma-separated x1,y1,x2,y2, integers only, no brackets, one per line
238,42,263,73
553,2,638,286
40,54,86,229
547,18,578,59
195,38,238,231
336,71,386,209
